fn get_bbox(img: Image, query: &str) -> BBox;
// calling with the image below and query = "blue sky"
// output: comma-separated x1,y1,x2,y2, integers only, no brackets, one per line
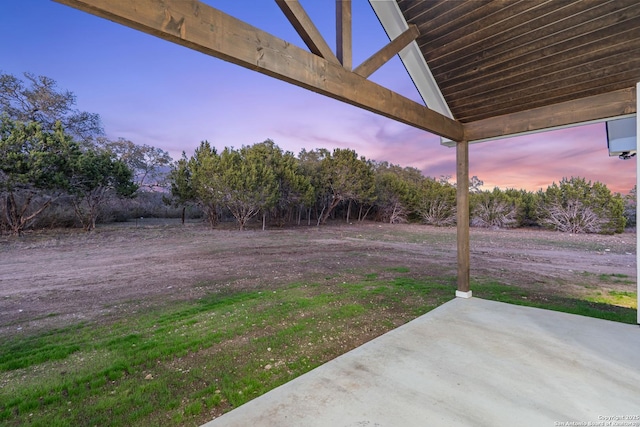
1,0,636,193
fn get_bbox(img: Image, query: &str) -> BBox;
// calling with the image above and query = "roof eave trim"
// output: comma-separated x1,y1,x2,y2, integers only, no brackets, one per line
369,0,453,119
440,114,637,147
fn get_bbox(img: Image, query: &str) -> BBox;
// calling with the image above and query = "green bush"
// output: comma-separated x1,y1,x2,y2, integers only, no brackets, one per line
537,177,625,234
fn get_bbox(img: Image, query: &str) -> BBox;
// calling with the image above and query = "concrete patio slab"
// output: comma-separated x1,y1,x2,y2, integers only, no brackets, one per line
203,298,640,427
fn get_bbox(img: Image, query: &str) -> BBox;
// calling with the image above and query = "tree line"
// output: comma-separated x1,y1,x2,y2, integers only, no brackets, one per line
0,72,632,235
165,140,629,234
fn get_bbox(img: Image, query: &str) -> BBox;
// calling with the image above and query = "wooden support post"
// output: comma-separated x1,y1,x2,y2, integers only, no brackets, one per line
456,139,471,298
336,0,352,70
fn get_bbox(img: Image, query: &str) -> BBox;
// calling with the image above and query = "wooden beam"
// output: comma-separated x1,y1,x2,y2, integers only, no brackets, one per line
456,139,470,296
336,0,352,70
275,0,340,65
464,87,637,142
354,24,419,79
53,0,464,141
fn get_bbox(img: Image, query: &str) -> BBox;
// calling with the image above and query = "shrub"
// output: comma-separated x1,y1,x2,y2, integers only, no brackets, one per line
415,178,456,226
623,186,636,229
470,188,518,229
537,177,625,234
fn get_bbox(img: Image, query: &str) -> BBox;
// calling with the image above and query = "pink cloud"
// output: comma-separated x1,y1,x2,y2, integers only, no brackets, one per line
469,124,636,194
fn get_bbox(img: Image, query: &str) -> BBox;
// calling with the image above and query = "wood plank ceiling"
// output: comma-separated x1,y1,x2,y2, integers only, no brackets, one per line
397,0,640,124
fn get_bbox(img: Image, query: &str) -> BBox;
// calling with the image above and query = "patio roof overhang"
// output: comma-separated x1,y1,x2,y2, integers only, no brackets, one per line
52,0,639,322
372,0,639,140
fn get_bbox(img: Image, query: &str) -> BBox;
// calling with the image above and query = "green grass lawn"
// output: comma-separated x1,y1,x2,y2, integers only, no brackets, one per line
472,280,637,324
1,223,636,426
0,272,455,426
2,271,635,426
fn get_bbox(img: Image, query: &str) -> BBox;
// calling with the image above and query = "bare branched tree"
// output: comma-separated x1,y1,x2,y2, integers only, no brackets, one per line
538,177,625,234
469,175,484,193
0,72,102,143
101,138,172,190
539,199,606,234
419,197,456,226
377,199,408,224
471,197,517,228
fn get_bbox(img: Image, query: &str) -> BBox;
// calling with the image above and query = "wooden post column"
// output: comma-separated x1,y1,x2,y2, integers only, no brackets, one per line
456,139,471,298
336,0,352,71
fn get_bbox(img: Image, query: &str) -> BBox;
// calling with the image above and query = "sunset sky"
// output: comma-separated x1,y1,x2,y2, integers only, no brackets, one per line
1,0,636,193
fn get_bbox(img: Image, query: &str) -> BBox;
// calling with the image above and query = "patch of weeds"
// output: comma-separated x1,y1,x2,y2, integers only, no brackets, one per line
385,266,410,273
578,271,635,286
184,401,203,417
0,277,455,426
585,290,637,309
597,273,635,285
333,303,366,319
381,319,396,329
472,280,637,324
610,290,635,296
391,277,451,294
472,281,529,300
204,393,222,407
0,323,86,371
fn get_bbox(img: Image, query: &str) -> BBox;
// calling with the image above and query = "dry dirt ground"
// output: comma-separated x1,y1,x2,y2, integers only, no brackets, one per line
0,220,636,338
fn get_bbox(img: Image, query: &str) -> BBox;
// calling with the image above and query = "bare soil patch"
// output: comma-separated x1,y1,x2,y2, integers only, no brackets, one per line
0,221,636,338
